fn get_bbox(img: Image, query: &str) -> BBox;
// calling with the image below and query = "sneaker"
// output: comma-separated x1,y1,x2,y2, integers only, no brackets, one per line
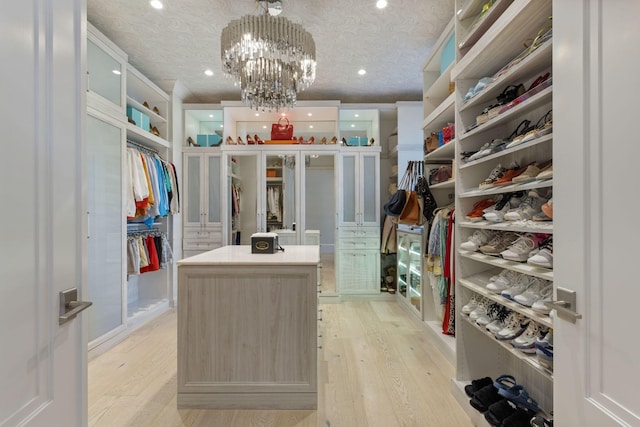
479,232,519,256
528,237,553,268
532,210,552,221
495,312,529,340
500,233,544,262
501,275,536,300
476,302,502,327
478,164,507,189
503,191,546,221
469,297,491,321
511,160,551,184
514,280,552,307
462,294,480,315
486,306,512,333
535,329,553,350
512,322,548,353
531,285,554,314
486,270,520,293
535,343,554,370
465,198,496,222
541,198,553,218
492,163,528,186
483,192,524,222
461,229,495,252
536,162,553,180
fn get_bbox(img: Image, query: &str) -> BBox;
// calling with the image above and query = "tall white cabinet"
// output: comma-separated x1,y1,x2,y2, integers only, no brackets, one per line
86,23,176,352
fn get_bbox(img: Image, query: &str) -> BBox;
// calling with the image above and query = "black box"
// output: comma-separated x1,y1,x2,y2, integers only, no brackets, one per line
251,232,279,254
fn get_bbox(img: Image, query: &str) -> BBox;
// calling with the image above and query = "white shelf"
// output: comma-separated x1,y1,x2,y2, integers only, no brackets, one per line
425,139,456,161
459,178,553,198
459,271,553,328
430,179,455,190
126,122,170,150
459,39,552,113
424,62,455,102
457,0,488,21
422,92,455,131
457,0,514,51
459,85,553,141
452,0,553,81
461,316,554,380
459,250,553,281
459,219,553,234
126,96,167,124
459,134,552,168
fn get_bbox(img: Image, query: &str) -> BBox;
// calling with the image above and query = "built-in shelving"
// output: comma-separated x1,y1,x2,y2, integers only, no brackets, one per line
459,250,553,281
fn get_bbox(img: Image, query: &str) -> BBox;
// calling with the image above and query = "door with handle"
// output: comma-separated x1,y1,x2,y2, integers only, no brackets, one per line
555,2,640,425
0,1,88,426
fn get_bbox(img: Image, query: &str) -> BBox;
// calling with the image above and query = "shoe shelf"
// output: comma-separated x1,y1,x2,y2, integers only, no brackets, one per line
450,379,494,427
458,85,553,141
425,139,456,161
430,179,456,190
457,0,514,52
126,96,167,124
452,0,552,81
421,92,455,131
460,316,554,381
459,271,553,328
459,39,552,113
459,178,553,198
459,250,553,281
459,134,552,170
459,219,553,234
424,61,455,105
125,122,170,150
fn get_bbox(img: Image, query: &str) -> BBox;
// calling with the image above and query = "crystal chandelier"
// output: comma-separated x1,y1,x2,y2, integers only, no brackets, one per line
221,1,317,112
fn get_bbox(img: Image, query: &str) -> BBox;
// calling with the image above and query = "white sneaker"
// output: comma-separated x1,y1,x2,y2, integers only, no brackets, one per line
512,322,548,353
479,232,519,256
495,312,529,340
461,229,494,252
478,164,506,189
501,234,543,262
501,275,535,300
483,192,524,222
535,329,553,350
475,302,501,326
528,238,553,268
469,298,490,321
503,190,546,221
486,270,519,293
462,294,480,315
514,280,552,307
531,285,554,314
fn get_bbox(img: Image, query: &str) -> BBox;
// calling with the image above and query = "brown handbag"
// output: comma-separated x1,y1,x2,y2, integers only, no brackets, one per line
424,132,439,153
398,162,420,225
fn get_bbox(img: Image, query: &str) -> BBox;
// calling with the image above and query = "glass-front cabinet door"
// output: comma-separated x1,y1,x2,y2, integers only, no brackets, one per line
396,227,423,315
360,151,380,227
340,153,357,226
339,150,380,227
225,151,260,245
87,24,126,114
86,113,124,344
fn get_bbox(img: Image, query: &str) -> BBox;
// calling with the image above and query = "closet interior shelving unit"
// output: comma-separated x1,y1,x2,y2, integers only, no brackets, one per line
451,0,553,424
398,15,457,365
86,23,175,354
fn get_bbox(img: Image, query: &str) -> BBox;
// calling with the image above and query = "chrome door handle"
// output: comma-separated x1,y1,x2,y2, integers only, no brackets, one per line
59,288,93,325
548,287,582,323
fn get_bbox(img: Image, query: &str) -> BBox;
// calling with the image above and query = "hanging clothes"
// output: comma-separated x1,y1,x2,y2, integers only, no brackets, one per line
127,231,171,276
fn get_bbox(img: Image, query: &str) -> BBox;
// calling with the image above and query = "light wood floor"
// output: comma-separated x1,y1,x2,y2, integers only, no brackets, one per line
89,301,472,427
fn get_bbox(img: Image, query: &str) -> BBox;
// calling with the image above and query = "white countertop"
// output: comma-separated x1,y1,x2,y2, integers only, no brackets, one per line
177,245,320,266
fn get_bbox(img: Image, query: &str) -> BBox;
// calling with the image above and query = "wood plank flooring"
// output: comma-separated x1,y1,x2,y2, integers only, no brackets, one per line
88,301,472,427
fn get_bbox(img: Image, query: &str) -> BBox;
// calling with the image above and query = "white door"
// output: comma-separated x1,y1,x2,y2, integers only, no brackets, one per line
555,1,640,425
0,1,87,426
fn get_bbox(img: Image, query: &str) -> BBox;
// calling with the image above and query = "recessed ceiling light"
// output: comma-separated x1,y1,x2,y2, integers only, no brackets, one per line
376,0,388,9
209,114,214,118
263,125,267,129
220,125,224,128
255,113,260,117
112,69,121,75
309,125,314,129
204,69,214,76
281,113,286,117
351,124,355,128
307,113,312,116
358,69,367,76
150,0,163,10
354,114,359,118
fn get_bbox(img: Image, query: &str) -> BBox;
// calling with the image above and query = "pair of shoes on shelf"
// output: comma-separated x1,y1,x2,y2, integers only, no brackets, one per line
246,134,265,144
187,136,200,147
149,125,160,137
142,101,161,115
464,198,496,222
482,191,525,221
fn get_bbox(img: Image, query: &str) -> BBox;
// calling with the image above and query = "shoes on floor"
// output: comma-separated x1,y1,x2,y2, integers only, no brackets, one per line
461,229,496,251
503,190,547,221
480,232,519,256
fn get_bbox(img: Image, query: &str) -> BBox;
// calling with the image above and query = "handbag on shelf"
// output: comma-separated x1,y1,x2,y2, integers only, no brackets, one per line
429,165,453,185
270,117,294,140
414,162,437,225
424,132,440,154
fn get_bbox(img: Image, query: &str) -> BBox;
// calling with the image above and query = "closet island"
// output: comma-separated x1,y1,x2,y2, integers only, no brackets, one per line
176,245,319,409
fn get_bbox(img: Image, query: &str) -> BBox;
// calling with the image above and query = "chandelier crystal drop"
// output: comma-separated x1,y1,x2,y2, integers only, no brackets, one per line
221,12,316,112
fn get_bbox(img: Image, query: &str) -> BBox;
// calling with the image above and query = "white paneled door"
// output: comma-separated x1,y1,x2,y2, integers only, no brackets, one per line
555,1,640,426
0,1,87,426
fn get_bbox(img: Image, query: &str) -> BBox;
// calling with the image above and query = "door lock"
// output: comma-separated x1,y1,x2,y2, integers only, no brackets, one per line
59,288,93,325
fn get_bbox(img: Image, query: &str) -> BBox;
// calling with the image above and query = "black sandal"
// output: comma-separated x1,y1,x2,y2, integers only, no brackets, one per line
470,384,502,413
464,376,493,397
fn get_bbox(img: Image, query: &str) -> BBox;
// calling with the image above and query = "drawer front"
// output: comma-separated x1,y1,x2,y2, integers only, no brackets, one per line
338,238,379,250
183,229,222,241
338,227,378,240
183,239,221,251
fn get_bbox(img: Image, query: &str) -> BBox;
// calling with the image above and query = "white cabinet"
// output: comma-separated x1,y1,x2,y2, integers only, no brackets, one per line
451,0,553,423
337,147,381,294
182,150,223,258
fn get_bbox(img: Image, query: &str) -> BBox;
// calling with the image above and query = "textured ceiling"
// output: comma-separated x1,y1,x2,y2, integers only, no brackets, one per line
87,0,454,104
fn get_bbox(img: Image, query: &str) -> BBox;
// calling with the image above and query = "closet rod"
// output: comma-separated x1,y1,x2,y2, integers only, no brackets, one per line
127,139,159,155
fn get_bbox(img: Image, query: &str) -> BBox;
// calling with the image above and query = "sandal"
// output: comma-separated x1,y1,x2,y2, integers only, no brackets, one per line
493,374,517,392
497,384,540,412
484,398,516,426
470,383,503,413
520,110,553,144
465,376,493,397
